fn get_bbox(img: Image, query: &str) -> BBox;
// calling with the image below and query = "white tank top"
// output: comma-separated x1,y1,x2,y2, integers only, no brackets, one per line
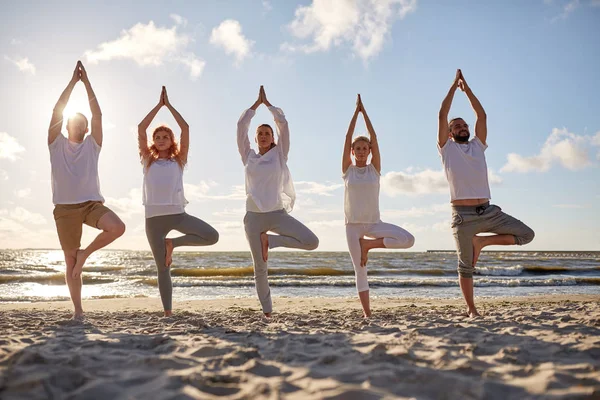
438,137,491,201
343,164,381,224
49,134,104,205
142,159,188,218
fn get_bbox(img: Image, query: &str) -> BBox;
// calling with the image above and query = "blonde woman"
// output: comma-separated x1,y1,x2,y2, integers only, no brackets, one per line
342,95,415,318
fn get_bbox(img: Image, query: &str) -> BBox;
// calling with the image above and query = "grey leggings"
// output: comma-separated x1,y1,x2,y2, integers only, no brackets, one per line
145,212,219,311
451,203,534,278
244,209,319,313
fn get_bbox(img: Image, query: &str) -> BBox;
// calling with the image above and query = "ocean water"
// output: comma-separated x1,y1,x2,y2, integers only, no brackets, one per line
0,250,598,303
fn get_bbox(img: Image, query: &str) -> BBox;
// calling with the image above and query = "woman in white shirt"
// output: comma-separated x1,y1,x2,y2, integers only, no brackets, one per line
237,86,319,317
138,87,219,317
343,95,415,318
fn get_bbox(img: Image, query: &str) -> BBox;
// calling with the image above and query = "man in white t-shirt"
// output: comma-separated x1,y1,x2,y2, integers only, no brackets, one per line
48,61,126,319
437,69,534,318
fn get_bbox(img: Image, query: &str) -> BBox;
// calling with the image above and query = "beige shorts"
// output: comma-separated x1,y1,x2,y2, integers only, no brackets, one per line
53,201,112,250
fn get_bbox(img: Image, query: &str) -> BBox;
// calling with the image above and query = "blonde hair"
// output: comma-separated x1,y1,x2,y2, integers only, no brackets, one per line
351,136,371,149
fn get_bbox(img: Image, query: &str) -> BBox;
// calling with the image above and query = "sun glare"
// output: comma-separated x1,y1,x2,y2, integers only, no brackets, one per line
61,96,90,127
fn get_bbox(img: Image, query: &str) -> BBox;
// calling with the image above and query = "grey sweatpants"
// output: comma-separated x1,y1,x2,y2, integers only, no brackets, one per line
244,209,319,313
145,212,219,311
451,203,534,278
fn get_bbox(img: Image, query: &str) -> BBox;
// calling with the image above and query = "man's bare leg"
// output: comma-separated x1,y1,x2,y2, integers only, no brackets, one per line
165,238,174,268
64,249,84,318
459,276,480,318
359,237,385,267
358,290,371,318
260,232,269,262
472,234,516,267
73,212,125,279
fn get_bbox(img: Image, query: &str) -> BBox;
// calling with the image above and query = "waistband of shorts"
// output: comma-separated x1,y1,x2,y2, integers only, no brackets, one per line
451,201,490,212
54,200,102,210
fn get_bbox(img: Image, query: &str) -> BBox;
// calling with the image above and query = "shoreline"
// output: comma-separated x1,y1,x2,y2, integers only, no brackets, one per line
1,293,598,312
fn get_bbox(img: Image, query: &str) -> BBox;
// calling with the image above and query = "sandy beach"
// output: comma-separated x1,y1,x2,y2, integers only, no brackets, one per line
1,295,599,399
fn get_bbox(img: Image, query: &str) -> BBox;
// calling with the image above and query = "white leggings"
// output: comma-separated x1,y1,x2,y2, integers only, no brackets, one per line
346,221,415,292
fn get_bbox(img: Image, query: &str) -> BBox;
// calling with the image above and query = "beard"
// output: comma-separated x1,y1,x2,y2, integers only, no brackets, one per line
452,130,470,143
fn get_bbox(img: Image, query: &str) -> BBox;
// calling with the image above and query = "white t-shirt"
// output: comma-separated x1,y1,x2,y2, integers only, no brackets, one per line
237,107,295,213
438,137,491,201
343,164,381,224
142,159,187,218
49,134,104,205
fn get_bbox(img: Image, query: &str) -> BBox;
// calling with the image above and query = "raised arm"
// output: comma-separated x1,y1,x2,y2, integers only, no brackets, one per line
343,97,361,174
78,62,103,146
458,72,487,145
162,87,190,165
48,63,80,145
438,69,461,148
261,86,290,159
237,87,262,164
138,89,164,163
358,95,380,173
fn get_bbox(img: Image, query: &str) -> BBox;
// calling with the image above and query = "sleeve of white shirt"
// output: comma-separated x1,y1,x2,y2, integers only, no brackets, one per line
237,109,255,165
268,106,290,160
472,136,488,151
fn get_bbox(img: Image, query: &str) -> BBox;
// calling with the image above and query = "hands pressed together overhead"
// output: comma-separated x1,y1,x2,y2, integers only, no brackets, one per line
70,61,90,84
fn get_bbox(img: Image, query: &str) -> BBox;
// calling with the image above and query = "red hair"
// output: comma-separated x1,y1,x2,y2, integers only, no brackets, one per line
145,125,185,170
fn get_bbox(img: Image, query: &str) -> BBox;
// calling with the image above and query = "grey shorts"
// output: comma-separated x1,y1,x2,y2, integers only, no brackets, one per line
451,203,534,278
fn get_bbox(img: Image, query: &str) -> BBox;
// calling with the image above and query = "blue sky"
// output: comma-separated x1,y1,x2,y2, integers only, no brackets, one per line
1,0,599,251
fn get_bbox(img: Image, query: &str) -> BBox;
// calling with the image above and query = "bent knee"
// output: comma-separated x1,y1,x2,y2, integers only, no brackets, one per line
405,233,415,249
112,221,126,237
208,229,219,245
517,227,535,246
304,234,319,251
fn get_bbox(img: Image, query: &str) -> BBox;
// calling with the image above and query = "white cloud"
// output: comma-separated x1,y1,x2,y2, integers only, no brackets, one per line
0,132,25,161
262,0,273,12
551,0,580,21
14,188,31,199
8,207,46,225
4,56,36,74
209,19,254,64
282,0,417,61
381,203,449,218
295,181,343,196
170,14,188,27
501,128,599,173
184,182,246,201
84,21,205,80
104,188,143,219
307,219,345,228
212,207,246,217
0,169,7,181
552,204,588,209
382,168,501,196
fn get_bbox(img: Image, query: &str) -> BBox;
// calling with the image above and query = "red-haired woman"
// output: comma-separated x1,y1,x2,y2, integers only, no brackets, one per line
342,95,415,318
138,86,219,317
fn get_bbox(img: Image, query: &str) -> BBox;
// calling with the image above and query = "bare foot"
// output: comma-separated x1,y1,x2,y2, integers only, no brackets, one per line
466,308,481,318
165,239,174,268
72,250,87,279
72,312,85,321
359,238,369,267
264,312,272,319
260,233,269,262
164,310,172,317
472,235,486,267
363,311,371,319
